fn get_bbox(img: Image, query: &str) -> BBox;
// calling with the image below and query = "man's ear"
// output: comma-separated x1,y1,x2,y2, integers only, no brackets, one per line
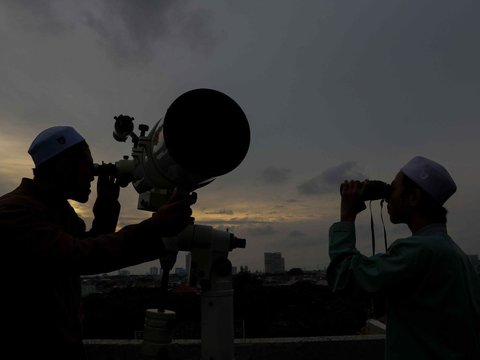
54,155,74,182
408,188,422,207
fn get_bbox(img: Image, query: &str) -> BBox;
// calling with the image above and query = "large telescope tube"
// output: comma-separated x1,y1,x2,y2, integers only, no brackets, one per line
126,88,250,210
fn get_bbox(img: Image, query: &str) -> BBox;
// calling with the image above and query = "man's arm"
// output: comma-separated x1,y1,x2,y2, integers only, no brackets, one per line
88,173,121,235
327,221,428,299
327,180,426,299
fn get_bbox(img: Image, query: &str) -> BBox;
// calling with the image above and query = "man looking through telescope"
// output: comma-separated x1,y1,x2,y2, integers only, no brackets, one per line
0,126,197,359
327,156,480,359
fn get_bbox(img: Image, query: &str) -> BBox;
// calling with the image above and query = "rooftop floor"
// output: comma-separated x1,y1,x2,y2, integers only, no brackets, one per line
84,334,386,360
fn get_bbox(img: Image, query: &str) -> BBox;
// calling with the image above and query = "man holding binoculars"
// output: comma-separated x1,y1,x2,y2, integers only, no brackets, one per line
327,156,480,359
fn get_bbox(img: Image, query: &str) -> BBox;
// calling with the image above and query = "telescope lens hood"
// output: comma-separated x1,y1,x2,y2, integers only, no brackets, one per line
163,88,250,178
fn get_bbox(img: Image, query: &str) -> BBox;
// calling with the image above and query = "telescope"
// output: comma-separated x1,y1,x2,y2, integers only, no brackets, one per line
94,87,250,211
95,88,250,360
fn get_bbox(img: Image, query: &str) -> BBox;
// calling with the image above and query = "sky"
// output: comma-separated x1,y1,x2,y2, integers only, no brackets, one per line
1,0,479,274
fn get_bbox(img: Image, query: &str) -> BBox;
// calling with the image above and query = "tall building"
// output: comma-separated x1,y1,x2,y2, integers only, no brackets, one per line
175,267,187,277
149,266,159,275
264,252,285,274
186,252,191,275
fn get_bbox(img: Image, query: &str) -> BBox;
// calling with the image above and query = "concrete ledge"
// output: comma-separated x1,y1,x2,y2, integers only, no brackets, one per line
84,335,385,360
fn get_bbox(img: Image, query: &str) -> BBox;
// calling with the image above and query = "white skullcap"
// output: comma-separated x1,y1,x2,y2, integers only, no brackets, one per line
28,126,85,166
400,156,457,205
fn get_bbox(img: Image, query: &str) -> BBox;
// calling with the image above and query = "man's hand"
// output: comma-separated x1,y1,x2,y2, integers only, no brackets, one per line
91,173,121,234
340,180,367,222
96,173,120,203
149,191,197,237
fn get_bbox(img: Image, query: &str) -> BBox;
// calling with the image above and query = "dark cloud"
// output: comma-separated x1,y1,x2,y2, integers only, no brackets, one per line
281,236,319,248
245,225,277,237
318,0,480,147
297,161,367,195
1,0,73,34
259,166,292,185
177,7,216,54
288,230,305,237
82,0,216,65
204,208,234,215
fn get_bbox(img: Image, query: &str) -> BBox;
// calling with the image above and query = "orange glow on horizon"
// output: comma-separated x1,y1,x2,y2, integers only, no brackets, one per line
68,201,93,221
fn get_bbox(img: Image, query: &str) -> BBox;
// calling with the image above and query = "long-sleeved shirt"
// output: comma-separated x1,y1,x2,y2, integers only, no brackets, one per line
328,221,480,360
0,178,167,359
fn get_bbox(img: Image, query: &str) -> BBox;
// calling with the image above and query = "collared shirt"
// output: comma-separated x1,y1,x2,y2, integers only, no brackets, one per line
328,221,480,360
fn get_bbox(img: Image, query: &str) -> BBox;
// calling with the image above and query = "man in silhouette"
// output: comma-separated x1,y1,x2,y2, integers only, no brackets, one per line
0,126,197,359
328,156,480,359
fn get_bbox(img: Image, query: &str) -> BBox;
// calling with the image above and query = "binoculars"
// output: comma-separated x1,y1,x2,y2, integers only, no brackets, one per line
340,180,392,201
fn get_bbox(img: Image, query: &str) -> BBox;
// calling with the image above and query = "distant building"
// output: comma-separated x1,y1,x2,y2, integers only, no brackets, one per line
186,253,192,275
264,252,285,274
175,267,187,277
118,269,130,276
149,266,159,276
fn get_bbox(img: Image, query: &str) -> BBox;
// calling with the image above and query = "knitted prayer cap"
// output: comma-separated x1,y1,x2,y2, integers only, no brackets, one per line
28,126,85,166
400,156,457,205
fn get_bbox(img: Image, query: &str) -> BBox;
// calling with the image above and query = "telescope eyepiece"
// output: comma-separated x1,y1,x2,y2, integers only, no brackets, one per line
93,162,117,177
